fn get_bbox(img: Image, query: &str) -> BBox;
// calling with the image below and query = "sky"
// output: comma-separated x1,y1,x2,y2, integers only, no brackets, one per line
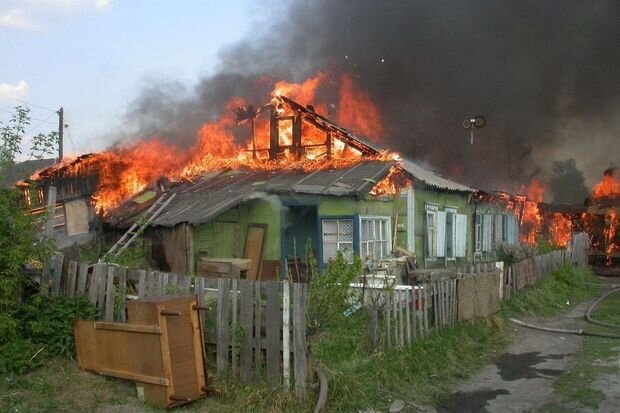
0,0,259,157
1,0,618,198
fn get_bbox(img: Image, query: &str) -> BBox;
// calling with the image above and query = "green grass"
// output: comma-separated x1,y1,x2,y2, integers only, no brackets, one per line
310,312,510,411
501,264,603,317
541,288,620,411
2,265,608,413
0,357,143,413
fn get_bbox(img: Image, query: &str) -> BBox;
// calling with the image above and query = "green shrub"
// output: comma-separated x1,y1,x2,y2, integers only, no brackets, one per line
306,250,362,335
0,295,98,374
0,338,46,374
19,295,99,358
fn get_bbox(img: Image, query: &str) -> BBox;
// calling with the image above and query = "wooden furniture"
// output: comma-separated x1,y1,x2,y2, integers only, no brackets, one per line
74,295,208,408
197,257,252,279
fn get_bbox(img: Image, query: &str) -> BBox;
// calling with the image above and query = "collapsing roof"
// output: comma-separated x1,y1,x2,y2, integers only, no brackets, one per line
106,160,395,228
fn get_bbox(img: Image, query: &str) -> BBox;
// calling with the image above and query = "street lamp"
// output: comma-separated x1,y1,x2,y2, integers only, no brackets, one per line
463,115,486,145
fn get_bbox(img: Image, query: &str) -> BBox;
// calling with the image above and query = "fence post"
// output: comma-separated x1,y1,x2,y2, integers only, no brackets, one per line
293,282,308,397
217,278,231,375
282,280,291,388
51,253,64,297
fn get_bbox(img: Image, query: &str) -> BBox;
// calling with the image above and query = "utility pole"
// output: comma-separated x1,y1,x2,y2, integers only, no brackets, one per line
57,107,64,161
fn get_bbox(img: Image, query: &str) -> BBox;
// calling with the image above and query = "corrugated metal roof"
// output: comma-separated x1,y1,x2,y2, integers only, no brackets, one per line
399,159,475,192
143,160,394,227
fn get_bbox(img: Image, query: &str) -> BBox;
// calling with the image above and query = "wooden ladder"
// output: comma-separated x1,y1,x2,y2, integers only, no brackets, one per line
100,192,177,262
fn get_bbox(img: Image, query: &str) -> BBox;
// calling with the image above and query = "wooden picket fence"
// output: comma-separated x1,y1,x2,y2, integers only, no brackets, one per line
372,232,590,349
503,232,589,299
41,259,309,396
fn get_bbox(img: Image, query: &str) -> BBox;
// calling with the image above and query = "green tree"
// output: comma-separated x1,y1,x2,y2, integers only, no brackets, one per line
0,105,58,172
0,106,57,310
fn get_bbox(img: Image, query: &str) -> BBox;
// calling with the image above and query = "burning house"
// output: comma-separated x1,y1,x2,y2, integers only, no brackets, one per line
21,93,480,277
584,168,620,269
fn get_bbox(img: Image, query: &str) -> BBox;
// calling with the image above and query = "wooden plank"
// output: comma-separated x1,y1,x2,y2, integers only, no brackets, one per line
385,290,391,347
453,279,458,325
254,281,262,376
231,279,238,376
405,289,411,345
94,322,161,334
438,281,444,330
118,267,127,322
95,263,108,309
137,269,146,299
162,273,169,294
76,262,88,296
423,283,429,337
265,281,281,386
104,266,116,322
293,283,307,397
169,273,178,293
432,282,438,332
158,272,164,295
397,290,404,347
216,278,231,374
87,263,100,305
66,261,77,297
392,289,398,346
239,280,254,383
412,288,417,340
282,281,291,388
244,224,267,280
51,253,64,297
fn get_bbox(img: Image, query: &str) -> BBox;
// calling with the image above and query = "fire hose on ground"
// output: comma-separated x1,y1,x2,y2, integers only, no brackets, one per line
508,286,620,339
313,365,328,413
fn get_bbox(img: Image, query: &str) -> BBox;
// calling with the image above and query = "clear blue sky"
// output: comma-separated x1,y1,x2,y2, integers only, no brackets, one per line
0,0,262,158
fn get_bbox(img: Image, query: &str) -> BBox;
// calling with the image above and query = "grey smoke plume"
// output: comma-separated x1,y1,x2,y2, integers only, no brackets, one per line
124,0,620,195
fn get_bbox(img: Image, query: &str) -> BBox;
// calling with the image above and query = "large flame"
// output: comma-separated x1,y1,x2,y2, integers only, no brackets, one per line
517,178,545,245
592,170,620,199
42,72,388,213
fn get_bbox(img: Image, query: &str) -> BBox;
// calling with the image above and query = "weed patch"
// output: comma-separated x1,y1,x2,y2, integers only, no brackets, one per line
547,289,620,410
311,312,510,411
500,265,602,317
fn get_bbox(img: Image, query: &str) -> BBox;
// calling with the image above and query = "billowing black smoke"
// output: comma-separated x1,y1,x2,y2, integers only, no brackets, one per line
125,0,620,196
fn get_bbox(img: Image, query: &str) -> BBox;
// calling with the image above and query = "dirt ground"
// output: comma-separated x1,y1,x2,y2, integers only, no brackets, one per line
436,300,620,413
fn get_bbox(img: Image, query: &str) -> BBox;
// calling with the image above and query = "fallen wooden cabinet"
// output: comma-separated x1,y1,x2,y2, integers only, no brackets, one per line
74,295,208,408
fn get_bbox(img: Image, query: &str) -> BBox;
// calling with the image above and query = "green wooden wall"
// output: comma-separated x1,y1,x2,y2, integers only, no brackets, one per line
413,186,473,268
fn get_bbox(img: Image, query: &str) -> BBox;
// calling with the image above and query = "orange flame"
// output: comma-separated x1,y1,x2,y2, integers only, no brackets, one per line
337,73,383,141
44,72,389,213
517,178,546,245
592,170,620,199
549,213,572,247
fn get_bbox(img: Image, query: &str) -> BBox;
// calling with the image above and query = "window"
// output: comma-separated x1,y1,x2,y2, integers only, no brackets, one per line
475,213,482,252
360,216,391,263
426,208,437,258
321,218,353,263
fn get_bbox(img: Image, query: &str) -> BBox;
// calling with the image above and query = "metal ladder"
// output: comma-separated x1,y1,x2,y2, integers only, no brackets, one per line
99,192,177,262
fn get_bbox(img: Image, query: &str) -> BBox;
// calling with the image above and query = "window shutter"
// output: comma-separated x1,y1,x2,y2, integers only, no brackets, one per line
495,214,503,242
436,211,447,257
508,214,518,245
482,214,493,252
456,214,467,257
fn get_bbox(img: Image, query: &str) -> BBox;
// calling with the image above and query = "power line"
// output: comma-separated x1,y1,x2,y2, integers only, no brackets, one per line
0,92,57,113
24,111,58,135
0,106,57,124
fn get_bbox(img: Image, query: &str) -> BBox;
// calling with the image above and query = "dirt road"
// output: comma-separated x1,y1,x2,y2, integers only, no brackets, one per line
437,300,620,413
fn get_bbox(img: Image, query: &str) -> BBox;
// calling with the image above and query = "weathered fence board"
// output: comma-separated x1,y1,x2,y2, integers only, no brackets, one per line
239,280,254,384
265,281,281,386
216,278,231,374
293,283,307,397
